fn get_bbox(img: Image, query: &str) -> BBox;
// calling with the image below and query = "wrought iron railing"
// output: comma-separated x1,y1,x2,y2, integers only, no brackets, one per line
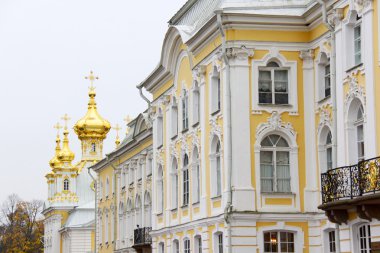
321,156,380,204
134,227,152,246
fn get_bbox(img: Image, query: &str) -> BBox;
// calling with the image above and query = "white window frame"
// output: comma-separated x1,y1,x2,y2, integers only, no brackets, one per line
182,154,190,206
184,238,191,253
156,165,164,214
156,110,164,148
210,136,223,198
170,98,178,138
258,225,304,253
182,89,189,131
316,52,331,101
192,81,200,126
252,51,298,114
192,147,201,204
258,62,289,105
63,179,69,191
171,158,178,210
344,11,363,70
263,231,295,253
213,232,224,253
194,235,202,253
172,239,179,253
210,66,221,114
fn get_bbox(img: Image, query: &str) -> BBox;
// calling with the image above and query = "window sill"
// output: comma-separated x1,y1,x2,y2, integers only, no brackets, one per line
318,95,331,104
192,201,200,206
258,103,291,107
157,144,163,150
182,128,189,134
261,191,294,195
181,204,189,209
192,121,200,128
171,208,178,212
156,212,163,217
211,109,221,116
346,62,363,73
211,195,222,201
171,134,178,140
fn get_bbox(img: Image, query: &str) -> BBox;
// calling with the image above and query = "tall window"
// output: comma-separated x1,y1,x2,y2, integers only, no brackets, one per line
63,179,69,191
354,18,362,66
326,132,333,170
105,213,109,243
159,242,165,253
328,230,336,253
260,135,291,193
157,166,163,213
211,68,221,114
137,162,142,181
171,159,178,209
157,114,163,147
356,105,365,161
144,192,152,227
106,177,110,197
182,90,189,130
171,99,178,138
216,141,222,196
183,154,189,206
99,215,103,244
184,238,190,253
217,233,223,253
173,240,179,253
324,63,331,98
192,148,200,204
91,143,96,152
259,62,289,105
192,85,200,125
264,231,295,253
195,236,202,253
358,224,371,253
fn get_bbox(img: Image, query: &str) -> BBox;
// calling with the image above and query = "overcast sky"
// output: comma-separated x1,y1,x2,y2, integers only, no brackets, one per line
0,0,186,203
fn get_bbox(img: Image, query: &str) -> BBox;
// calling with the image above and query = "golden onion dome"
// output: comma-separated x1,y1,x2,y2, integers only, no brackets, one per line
74,87,111,140
58,128,75,162
49,134,63,168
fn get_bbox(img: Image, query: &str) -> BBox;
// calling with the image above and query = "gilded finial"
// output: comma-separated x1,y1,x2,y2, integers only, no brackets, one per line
113,123,122,147
124,115,131,135
85,70,99,90
53,122,62,136
61,113,71,130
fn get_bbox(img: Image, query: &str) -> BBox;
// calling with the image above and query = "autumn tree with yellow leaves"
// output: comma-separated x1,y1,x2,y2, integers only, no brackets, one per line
0,194,44,253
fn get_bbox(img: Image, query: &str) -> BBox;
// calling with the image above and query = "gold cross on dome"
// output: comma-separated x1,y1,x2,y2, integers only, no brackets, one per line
113,123,121,138
85,70,99,90
53,122,62,135
61,113,71,129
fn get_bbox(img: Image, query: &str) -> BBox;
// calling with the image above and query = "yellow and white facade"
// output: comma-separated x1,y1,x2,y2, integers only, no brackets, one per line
92,114,153,253
43,73,111,253
134,0,380,253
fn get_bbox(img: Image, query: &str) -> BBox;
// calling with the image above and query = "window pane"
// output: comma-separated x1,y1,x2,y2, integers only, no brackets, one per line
275,93,288,104
276,137,289,147
277,152,290,192
261,151,274,192
259,92,273,104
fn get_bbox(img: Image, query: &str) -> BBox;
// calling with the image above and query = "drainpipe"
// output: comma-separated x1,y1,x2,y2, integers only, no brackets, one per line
216,11,233,253
88,166,98,253
106,154,119,249
138,86,151,109
316,1,340,252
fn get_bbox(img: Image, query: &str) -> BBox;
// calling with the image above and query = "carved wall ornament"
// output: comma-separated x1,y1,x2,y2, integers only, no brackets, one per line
209,117,223,142
190,130,201,153
211,54,222,73
344,75,366,110
256,111,297,140
327,8,344,27
169,142,179,160
317,106,333,135
155,148,164,166
226,45,254,61
354,0,373,16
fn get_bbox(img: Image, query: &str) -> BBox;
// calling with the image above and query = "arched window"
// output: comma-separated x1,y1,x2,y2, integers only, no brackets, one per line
194,235,202,253
211,136,222,197
183,154,189,206
184,238,190,253
105,212,109,243
118,202,124,242
356,104,365,161
159,242,165,253
106,177,110,197
99,214,103,244
144,192,152,227
135,195,142,228
347,99,365,163
215,233,223,253
259,61,289,105
192,147,200,204
317,52,331,100
157,166,164,213
263,231,295,253
182,90,189,130
211,66,221,114
357,224,371,253
260,134,290,193
126,199,133,240
171,158,178,209
63,179,69,191
326,132,333,171
172,239,179,253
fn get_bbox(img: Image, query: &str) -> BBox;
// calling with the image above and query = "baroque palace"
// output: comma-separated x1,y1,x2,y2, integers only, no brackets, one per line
44,0,380,253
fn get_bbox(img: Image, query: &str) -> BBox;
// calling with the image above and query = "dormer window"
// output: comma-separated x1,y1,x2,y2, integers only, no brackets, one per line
258,61,289,105
91,143,96,152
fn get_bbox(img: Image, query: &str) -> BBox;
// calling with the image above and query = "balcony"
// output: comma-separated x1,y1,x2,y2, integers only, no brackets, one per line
319,156,380,224
133,227,152,250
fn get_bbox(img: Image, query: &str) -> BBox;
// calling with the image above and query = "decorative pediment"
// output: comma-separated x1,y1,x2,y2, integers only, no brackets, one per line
317,106,333,135
345,75,366,110
256,112,296,142
354,0,373,16
209,117,223,142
